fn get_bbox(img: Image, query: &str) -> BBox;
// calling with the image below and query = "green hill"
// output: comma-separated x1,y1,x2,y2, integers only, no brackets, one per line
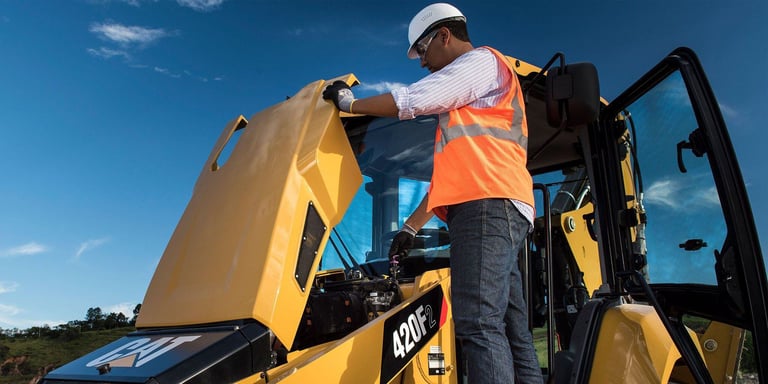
0,327,134,384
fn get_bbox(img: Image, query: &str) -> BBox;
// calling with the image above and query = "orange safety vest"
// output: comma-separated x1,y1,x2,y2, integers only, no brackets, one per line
428,46,533,221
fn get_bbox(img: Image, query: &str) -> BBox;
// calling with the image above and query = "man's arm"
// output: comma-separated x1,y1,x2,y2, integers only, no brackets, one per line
389,193,435,260
349,93,399,117
404,193,434,231
322,81,399,117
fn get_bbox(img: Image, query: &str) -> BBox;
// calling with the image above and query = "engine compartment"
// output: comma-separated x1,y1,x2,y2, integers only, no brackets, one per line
292,271,403,350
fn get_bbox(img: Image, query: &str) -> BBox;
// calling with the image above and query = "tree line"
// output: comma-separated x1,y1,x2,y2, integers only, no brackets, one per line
0,304,141,342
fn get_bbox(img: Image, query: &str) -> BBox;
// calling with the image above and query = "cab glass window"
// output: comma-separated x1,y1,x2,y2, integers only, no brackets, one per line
621,71,723,285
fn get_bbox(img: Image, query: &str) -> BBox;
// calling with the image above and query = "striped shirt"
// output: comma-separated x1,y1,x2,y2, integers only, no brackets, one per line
390,47,535,228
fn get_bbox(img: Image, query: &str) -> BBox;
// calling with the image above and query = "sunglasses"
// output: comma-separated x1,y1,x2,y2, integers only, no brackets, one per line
415,30,439,59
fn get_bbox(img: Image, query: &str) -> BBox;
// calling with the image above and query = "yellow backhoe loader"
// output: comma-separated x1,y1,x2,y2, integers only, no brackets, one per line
41,47,766,384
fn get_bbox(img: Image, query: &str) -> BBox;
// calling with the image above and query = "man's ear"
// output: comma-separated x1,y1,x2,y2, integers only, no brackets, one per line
440,27,450,45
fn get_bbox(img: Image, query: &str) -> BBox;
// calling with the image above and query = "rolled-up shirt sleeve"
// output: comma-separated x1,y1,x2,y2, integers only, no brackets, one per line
391,86,416,120
390,48,501,121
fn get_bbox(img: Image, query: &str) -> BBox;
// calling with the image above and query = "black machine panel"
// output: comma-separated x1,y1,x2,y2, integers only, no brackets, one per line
42,323,272,384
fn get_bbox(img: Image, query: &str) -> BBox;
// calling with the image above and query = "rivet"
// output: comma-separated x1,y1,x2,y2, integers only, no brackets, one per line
565,216,576,233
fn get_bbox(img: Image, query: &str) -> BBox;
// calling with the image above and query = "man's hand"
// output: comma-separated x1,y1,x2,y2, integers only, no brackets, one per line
388,224,417,260
322,80,355,113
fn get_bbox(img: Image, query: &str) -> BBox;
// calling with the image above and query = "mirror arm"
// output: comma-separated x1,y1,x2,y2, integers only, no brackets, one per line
523,52,566,104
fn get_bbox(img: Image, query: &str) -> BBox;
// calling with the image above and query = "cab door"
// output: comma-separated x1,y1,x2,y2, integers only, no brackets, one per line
596,47,767,382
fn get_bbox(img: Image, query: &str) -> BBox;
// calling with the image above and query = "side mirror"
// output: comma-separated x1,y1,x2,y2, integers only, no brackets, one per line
546,63,600,128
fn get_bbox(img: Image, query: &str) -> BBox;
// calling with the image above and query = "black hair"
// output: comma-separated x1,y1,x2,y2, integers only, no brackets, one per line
437,20,470,43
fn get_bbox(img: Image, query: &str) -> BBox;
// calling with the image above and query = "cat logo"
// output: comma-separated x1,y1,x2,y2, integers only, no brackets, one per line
86,335,201,368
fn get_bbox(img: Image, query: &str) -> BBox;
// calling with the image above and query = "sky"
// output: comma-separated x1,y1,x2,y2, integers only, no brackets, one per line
0,0,766,330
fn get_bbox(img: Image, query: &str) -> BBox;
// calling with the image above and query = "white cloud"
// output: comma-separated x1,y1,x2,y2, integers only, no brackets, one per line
87,21,219,83
644,179,677,209
695,185,721,207
154,66,182,78
644,176,721,211
1,242,48,257
120,0,158,6
0,300,66,329
106,302,136,317
719,103,736,117
87,46,130,60
75,238,110,260
89,22,169,45
177,0,224,12
0,282,19,295
0,304,21,317
87,0,157,6
359,81,407,94
718,102,742,122
0,316,65,330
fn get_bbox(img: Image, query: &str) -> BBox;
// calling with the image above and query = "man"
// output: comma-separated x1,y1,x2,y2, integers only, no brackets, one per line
323,3,542,383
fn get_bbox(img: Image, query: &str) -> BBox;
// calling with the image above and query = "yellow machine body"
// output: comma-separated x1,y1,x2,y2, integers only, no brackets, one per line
589,304,692,383
137,76,363,349
43,48,766,384
236,269,460,384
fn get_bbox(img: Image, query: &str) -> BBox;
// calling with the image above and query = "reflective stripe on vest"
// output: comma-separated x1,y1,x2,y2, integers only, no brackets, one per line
436,115,528,153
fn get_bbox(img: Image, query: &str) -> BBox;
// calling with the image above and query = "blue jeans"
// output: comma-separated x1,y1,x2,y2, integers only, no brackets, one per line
448,199,542,384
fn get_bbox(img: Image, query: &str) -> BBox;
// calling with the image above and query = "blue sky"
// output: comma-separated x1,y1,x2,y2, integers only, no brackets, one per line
1,0,766,330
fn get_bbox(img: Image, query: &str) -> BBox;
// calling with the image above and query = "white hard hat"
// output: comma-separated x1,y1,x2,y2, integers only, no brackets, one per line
407,3,466,59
